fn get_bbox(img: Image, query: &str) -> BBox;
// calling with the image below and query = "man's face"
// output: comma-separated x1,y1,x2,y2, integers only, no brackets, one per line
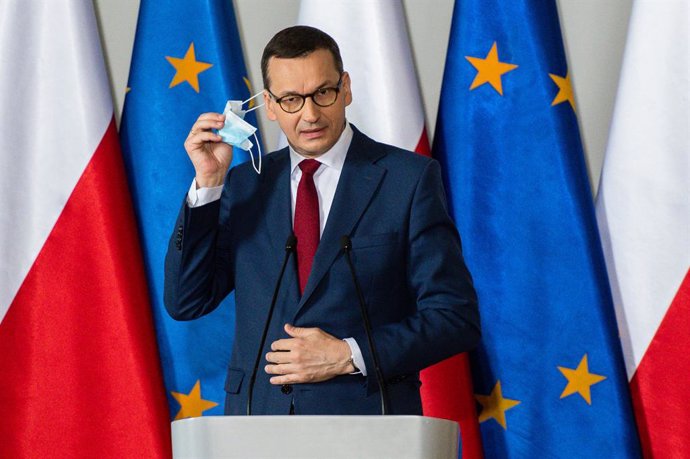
264,49,352,158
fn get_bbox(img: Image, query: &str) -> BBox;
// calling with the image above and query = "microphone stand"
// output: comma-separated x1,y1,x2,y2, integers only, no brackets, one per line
246,234,297,415
341,235,389,415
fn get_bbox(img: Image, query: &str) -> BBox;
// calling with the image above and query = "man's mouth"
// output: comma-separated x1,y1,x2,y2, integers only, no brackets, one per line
300,127,325,139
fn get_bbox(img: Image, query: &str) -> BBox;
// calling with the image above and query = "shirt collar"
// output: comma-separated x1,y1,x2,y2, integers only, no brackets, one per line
290,121,353,175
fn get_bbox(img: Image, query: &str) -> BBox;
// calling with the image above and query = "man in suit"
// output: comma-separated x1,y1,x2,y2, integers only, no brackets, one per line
164,25,480,415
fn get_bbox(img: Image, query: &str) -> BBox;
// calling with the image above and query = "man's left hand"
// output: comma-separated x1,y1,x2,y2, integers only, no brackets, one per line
265,324,355,384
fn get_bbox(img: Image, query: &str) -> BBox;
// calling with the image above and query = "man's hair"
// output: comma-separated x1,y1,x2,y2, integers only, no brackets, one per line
261,25,343,89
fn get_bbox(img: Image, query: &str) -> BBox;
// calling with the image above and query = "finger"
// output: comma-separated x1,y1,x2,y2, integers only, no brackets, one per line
190,131,223,144
188,119,225,137
264,363,297,375
284,323,309,337
265,351,291,364
184,132,222,151
196,112,225,122
269,374,300,385
270,338,296,351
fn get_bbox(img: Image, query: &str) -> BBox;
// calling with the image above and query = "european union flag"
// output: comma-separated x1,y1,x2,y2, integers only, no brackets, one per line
120,0,257,419
432,1,641,456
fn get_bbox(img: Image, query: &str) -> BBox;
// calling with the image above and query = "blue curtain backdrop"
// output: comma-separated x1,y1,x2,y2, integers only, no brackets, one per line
119,0,257,418
432,1,641,456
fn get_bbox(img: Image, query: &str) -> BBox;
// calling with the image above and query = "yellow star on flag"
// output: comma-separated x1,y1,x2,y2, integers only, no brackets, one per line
476,380,521,429
166,43,213,93
558,354,606,405
170,379,218,420
549,71,576,109
466,42,518,96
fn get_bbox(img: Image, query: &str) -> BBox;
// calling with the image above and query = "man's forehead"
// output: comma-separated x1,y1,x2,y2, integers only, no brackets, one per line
267,53,341,91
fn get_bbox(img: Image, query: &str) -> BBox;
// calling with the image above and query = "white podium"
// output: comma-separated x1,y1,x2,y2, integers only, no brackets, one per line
171,415,459,459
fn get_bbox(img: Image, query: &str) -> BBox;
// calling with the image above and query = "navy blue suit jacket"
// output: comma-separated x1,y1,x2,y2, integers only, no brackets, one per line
164,126,480,415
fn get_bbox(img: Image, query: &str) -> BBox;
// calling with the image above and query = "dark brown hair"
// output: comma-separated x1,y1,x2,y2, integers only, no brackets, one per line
261,25,343,89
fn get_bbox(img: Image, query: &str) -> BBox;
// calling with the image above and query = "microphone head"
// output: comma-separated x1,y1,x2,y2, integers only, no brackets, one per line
340,235,352,250
285,234,297,251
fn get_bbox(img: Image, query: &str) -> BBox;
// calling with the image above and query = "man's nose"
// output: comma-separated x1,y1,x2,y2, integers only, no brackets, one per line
300,97,320,122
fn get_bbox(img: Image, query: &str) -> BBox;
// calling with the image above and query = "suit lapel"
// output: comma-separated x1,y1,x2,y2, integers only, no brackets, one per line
295,128,387,314
261,148,292,254
259,149,300,305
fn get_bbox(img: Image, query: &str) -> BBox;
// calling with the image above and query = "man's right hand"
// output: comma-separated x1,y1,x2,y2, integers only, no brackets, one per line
184,113,233,188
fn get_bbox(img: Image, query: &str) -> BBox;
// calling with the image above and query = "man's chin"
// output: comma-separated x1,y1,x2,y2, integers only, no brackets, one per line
290,138,334,158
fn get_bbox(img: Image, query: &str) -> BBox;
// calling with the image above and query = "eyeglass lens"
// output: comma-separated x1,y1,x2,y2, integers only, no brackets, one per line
280,88,338,113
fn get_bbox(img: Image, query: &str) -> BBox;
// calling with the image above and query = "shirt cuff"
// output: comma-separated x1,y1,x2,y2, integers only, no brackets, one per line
187,179,223,208
343,337,367,376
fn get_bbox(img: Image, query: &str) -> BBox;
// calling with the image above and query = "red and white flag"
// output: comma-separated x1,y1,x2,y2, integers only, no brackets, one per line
596,0,689,457
0,2,170,457
298,2,482,457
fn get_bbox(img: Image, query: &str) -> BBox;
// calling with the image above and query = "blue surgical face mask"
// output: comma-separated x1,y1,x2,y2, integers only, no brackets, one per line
217,91,264,174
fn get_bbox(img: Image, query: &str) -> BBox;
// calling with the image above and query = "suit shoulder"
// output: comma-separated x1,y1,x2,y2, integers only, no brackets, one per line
379,145,433,168
367,140,437,181
354,131,434,171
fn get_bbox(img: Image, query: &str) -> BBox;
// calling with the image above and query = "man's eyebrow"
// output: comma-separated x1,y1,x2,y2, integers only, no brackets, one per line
274,79,338,97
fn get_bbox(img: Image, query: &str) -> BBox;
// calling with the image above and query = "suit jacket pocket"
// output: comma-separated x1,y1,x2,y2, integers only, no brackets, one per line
350,232,399,249
224,367,245,394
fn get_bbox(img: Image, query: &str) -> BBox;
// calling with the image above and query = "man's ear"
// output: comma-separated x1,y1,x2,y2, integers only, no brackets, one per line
342,71,353,107
264,90,277,121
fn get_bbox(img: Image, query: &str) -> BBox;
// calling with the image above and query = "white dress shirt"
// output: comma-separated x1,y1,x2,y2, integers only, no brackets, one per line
186,122,367,375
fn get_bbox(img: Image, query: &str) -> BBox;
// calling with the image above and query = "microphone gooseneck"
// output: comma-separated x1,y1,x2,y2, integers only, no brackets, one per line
246,234,297,415
340,235,390,415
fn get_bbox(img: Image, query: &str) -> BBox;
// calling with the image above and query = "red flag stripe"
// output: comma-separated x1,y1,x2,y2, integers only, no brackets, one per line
630,269,690,458
421,354,484,459
0,121,171,458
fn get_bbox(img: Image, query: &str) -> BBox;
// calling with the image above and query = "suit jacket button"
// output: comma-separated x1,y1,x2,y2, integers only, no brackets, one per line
281,384,293,395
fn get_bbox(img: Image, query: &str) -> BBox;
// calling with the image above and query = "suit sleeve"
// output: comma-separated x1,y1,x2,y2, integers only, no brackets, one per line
164,186,235,321
352,159,480,386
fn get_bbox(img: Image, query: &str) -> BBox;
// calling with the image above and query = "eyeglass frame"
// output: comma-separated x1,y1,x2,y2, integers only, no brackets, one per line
266,74,344,114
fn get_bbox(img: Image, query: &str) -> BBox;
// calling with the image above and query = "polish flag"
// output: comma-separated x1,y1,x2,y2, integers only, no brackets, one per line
298,2,483,457
0,2,170,457
595,1,689,457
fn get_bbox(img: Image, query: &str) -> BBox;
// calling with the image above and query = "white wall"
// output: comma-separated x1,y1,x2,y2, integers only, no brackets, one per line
94,0,633,193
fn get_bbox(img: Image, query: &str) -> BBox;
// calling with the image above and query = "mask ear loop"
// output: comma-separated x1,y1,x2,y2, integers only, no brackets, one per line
244,103,264,113
240,91,264,174
248,132,262,174
242,91,264,107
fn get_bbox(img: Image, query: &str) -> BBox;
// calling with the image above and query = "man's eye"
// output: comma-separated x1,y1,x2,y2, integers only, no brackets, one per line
282,95,299,104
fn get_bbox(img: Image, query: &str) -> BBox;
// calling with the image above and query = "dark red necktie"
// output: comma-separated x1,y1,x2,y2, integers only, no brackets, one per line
294,159,322,294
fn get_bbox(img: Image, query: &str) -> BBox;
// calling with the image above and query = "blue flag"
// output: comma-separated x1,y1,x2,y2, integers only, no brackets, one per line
120,0,258,419
432,1,641,456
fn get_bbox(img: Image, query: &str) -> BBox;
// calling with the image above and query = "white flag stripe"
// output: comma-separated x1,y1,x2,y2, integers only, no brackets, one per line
298,0,426,151
0,1,112,322
596,0,689,378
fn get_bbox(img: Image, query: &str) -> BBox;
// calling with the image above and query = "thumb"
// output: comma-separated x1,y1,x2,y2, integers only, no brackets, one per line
284,323,305,337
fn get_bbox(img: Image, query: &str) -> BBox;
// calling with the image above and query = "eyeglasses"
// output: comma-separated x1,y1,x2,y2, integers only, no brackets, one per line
268,75,343,114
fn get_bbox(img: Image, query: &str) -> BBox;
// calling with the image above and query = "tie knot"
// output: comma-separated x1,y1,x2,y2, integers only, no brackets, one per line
299,159,321,176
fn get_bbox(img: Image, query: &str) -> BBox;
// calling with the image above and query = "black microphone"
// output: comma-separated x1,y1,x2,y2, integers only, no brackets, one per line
246,234,297,415
340,235,389,415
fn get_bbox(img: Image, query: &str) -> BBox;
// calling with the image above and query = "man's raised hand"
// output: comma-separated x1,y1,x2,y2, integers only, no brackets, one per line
184,113,233,188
